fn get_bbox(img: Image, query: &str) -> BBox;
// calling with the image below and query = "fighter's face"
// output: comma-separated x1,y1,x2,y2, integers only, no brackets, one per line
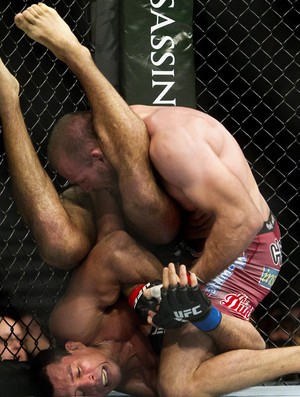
0,317,27,361
57,153,117,194
47,345,121,396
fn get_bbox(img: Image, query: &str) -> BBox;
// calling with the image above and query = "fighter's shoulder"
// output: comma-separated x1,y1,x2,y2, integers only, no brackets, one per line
130,104,163,118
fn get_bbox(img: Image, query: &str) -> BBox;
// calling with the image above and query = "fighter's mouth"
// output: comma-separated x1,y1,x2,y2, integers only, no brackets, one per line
102,368,108,387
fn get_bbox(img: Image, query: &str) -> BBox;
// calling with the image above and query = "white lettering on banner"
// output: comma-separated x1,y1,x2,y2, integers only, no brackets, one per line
150,4,176,105
150,9,175,33
152,70,175,76
152,81,176,105
151,52,175,67
151,35,174,50
150,0,174,10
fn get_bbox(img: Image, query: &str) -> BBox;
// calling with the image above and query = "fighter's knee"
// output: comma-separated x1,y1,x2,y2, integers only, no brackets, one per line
38,240,86,270
158,378,204,397
102,230,132,249
254,333,267,350
243,321,266,350
158,365,193,397
158,379,179,397
101,230,134,261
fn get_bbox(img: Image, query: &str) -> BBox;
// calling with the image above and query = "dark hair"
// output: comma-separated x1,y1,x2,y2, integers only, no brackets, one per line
0,305,22,322
30,347,71,397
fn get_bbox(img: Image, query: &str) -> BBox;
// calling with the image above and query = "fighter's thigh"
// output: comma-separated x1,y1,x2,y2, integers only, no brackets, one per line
157,324,218,397
83,230,163,284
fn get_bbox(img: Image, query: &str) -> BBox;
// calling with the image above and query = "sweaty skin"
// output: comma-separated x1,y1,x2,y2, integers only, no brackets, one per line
7,0,273,343
14,3,269,283
16,5,181,248
133,104,270,280
0,5,266,354
0,53,275,396
0,6,296,397
43,257,300,397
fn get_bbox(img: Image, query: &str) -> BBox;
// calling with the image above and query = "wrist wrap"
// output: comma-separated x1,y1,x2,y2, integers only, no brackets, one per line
128,284,148,309
192,306,222,332
128,281,162,323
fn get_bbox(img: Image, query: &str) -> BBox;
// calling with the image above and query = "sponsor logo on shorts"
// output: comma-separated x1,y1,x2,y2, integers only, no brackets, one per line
220,293,254,320
259,267,279,289
204,254,247,296
270,238,282,266
266,213,276,230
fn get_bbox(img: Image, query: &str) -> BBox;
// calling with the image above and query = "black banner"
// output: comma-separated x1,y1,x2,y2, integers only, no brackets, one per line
120,0,196,108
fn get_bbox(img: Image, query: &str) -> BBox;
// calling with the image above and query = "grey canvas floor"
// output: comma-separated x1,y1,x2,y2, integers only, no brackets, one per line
108,386,300,396
225,386,300,396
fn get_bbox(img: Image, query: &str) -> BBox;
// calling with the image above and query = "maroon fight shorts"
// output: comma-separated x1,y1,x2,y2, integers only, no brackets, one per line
202,212,282,320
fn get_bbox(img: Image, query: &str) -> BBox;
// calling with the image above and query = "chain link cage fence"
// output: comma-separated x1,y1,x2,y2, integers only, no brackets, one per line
0,0,299,387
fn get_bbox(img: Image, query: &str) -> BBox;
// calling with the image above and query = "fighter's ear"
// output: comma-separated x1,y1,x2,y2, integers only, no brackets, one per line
65,341,85,352
90,147,103,160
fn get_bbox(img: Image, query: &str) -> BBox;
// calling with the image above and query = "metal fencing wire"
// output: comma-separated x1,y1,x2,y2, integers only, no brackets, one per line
0,0,299,384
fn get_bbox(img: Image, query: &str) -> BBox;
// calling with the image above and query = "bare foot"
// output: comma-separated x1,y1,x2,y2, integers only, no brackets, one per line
0,58,19,114
14,3,85,63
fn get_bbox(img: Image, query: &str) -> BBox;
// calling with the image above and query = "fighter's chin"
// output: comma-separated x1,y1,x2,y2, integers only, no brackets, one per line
97,362,121,394
110,362,122,389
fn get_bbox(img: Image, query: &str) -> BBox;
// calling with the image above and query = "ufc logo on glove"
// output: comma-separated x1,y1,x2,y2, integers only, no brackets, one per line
174,305,202,319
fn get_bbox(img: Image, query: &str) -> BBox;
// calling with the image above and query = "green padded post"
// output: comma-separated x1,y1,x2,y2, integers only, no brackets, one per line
120,0,196,108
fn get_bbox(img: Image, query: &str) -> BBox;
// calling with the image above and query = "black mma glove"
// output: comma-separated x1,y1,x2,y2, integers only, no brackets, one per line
152,282,213,329
128,281,162,323
128,277,222,332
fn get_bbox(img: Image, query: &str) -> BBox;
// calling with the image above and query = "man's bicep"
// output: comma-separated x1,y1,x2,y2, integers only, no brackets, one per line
184,164,248,214
49,244,120,343
49,293,103,344
168,144,252,215
151,139,237,213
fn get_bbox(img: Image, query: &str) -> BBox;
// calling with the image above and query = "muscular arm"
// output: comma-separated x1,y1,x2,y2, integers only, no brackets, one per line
14,5,181,245
150,118,263,282
0,62,95,270
90,189,125,241
185,150,262,281
65,53,181,245
49,230,164,343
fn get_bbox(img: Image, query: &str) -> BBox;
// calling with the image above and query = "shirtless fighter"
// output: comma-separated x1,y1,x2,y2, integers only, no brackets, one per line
30,241,300,397
0,0,282,359
13,3,282,324
0,5,295,397
1,2,269,355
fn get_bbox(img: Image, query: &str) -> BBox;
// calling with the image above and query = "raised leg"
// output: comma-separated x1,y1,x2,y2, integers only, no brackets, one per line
0,57,93,269
14,4,181,244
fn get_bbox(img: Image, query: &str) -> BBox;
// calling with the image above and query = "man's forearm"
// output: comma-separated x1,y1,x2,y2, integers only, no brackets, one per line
59,44,181,243
191,214,262,282
57,43,148,171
